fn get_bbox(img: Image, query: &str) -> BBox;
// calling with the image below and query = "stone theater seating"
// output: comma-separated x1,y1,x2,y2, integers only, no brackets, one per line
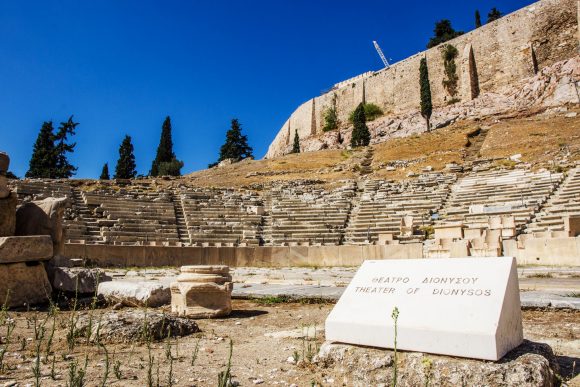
178,188,263,246
344,174,455,244
438,169,562,233
526,167,580,235
10,165,578,248
264,181,356,246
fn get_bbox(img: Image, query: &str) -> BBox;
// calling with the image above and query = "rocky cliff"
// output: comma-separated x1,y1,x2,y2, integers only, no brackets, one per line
265,0,579,158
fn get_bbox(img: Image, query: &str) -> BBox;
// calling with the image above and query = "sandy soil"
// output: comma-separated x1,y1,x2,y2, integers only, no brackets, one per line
0,301,577,386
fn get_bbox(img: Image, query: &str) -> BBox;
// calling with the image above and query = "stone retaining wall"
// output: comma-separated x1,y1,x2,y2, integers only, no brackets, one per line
63,243,424,268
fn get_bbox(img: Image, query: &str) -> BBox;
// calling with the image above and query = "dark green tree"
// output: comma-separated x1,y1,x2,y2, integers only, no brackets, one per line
53,116,78,178
218,119,253,162
487,8,502,23
26,121,56,178
100,163,110,180
419,57,433,131
114,135,137,179
350,103,371,147
475,10,482,28
157,159,184,176
150,116,183,176
427,20,464,48
291,130,301,154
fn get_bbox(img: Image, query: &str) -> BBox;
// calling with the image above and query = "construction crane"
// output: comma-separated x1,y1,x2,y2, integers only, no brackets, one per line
373,40,390,69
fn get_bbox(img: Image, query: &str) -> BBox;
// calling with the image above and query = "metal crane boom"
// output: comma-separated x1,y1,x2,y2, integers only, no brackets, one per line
373,40,390,69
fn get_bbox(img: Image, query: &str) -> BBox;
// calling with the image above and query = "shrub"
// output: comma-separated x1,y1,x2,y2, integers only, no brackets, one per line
441,44,459,98
323,106,339,132
348,103,383,123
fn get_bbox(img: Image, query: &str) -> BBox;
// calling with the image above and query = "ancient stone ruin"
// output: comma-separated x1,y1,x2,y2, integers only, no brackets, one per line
171,265,233,318
0,152,53,307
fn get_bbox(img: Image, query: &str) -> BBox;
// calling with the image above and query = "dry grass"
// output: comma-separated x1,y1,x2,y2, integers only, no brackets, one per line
481,112,580,164
371,124,474,179
185,148,359,188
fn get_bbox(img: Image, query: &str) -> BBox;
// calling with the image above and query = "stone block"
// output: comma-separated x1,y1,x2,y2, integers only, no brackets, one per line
325,257,523,361
15,197,69,256
47,265,112,294
98,281,171,307
0,193,16,237
0,262,52,308
0,235,53,264
0,176,8,199
171,265,232,318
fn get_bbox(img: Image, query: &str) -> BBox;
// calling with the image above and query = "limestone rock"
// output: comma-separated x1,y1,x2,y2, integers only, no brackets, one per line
171,265,233,318
15,197,69,256
0,262,52,308
47,265,112,294
0,192,17,237
0,176,9,199
76,309,200,343
98,280,171,307
314,340,559,387
0,236,53,264
0,152,9,174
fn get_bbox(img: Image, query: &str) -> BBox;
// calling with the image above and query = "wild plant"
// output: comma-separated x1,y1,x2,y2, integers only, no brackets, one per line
422,356,433,387
217,339,233,387
67,354,88,387
391,306,400,387
301,323,319,363
190,335,201,367
99,342,110,387
31,313,47,387
113,357,122,380
0,318,15,372
67,277,80,351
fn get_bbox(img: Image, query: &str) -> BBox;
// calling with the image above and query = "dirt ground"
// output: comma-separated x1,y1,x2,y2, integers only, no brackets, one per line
0,300,577,386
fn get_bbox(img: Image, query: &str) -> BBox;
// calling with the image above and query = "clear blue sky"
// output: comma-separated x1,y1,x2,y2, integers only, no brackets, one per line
0,0,533,178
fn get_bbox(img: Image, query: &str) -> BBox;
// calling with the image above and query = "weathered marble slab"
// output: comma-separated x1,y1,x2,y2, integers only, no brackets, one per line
0,235,53,263
325,257,523,361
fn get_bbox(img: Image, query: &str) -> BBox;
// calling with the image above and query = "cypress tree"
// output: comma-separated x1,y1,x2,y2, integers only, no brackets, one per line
419,57,433,131
291,130,301,153
475,10,482,28
100,163,110,180
218,119,254,162
114,135,137,179
26,121,56,178
150,116,182,176
350,103,371,147
53,116,78,178
487,8,502,23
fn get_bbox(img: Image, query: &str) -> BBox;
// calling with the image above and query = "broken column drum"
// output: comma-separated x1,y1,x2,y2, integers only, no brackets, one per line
171,265,233,318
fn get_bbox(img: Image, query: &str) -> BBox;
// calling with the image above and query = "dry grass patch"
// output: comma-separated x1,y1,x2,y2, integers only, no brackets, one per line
481,113,580,165
371,123,474,179
185,149,357,188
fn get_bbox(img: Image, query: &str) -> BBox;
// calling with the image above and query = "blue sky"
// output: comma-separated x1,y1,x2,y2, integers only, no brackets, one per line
0,0,533,178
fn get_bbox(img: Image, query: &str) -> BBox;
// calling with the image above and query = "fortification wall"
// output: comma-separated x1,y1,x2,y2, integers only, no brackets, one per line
266,0,578,158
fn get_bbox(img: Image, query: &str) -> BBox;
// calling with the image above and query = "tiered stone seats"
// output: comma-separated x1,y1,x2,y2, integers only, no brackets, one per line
267,181,356,245
178,188,263,246
11,179,73,202
8,180,102,243
439,169,563,234
344,174,455,244
526,167,580,234
83,189,179,244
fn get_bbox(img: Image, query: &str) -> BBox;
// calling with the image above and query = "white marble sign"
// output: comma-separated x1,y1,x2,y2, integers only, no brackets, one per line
325,257,523,361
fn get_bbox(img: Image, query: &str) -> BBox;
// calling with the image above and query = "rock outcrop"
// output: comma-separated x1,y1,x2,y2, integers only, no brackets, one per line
314,340,560,387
